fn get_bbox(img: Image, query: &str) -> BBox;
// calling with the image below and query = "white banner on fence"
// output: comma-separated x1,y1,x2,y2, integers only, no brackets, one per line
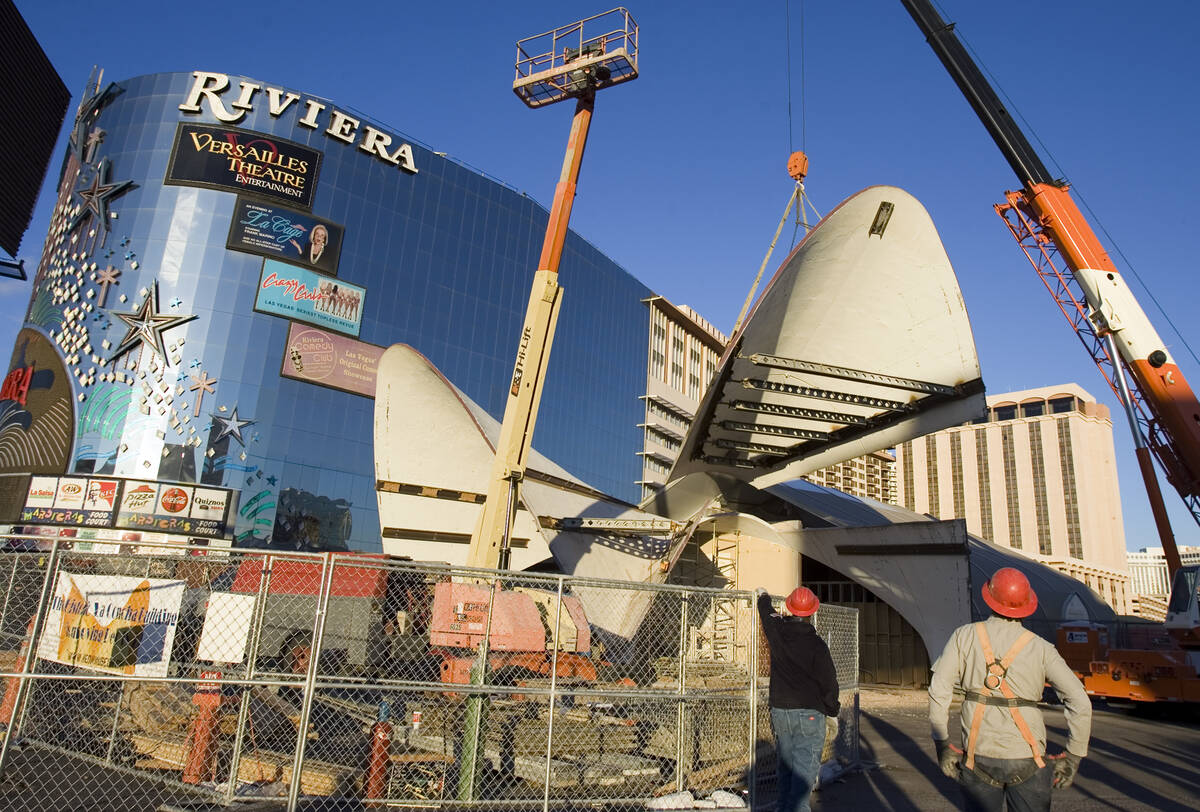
36,572,186,677
195,592,256,664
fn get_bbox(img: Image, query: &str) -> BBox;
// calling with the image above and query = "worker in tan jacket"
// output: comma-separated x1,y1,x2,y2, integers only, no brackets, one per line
929,567,1092,811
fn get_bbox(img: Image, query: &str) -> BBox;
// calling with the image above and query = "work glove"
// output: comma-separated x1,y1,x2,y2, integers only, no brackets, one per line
820,715,839,762
1052,752,1081,789
934,739,961,779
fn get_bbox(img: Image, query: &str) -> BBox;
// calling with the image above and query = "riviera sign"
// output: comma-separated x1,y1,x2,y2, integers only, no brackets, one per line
178,71,418,175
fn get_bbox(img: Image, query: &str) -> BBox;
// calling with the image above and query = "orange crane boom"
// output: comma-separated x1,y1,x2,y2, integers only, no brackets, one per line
901,0,1200,576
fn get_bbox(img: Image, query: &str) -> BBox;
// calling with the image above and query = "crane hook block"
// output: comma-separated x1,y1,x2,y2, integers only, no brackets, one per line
788,151,809,181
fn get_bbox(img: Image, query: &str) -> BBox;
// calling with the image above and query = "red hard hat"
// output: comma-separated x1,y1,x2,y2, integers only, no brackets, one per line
981,567,1038,618
785,587,819,617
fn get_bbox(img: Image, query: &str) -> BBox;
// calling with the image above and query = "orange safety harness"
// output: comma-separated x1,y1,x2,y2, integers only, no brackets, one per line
963,623,1045,770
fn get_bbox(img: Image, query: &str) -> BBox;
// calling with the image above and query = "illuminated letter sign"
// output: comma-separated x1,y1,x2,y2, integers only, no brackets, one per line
178,71,418,174
0,365,34,406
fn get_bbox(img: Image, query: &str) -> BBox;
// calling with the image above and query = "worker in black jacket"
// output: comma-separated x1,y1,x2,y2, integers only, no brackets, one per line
756,586,841,812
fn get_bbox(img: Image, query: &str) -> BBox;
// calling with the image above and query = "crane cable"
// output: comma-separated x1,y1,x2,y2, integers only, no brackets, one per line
732,0,823,335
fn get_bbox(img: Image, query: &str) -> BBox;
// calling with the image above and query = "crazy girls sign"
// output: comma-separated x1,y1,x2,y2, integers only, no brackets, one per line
255,258,365,337
227,197,343,276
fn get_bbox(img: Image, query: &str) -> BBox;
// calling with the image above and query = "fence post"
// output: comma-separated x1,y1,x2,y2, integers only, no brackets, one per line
674,591,689,792
0,554,20,634
0,540,62,779
747,591,759,810
286,552,336,812
457,570,501,803
105,680,124,764
851,611,861,766
224,552,274,804
541,575,565,812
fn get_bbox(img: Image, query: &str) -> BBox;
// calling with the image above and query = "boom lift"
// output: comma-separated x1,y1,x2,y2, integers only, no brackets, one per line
467,9,638,571
901,0,1200,579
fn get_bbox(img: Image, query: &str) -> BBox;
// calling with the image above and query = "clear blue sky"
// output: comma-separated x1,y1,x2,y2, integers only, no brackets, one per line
7,0,1199,552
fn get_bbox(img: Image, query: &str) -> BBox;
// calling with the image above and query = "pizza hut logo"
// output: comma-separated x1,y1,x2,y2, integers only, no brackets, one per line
124,485,157,509
160,487,190,513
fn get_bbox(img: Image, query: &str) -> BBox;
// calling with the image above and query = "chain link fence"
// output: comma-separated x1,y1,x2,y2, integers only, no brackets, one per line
0,535,858,810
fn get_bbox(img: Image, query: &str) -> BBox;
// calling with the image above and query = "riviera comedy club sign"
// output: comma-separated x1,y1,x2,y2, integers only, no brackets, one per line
177,70,418,178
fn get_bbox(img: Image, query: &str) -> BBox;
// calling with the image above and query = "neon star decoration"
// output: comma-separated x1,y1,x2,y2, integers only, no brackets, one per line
110,281,196,365
210,406,255,446
71,158,136,236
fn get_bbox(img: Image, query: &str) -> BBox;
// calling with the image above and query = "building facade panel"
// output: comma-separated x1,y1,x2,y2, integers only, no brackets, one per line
2,71,654,551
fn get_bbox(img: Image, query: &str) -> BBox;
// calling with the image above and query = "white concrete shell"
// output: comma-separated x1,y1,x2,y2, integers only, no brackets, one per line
671,185,985,488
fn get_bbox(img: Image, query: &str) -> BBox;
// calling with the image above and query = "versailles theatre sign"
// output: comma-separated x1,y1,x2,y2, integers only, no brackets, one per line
178,71,418,175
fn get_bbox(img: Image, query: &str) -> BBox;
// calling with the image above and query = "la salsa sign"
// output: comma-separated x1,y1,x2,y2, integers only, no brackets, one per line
178,71,418,175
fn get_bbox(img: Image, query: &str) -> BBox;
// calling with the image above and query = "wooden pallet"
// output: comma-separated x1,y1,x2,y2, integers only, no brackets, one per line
128,731,352,796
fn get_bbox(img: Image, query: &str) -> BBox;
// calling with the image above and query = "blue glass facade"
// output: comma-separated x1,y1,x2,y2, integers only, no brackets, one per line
7,71,651,551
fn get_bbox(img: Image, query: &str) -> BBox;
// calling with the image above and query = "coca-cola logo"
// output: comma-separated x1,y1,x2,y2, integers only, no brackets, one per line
160,487,189,513
124,485,157,509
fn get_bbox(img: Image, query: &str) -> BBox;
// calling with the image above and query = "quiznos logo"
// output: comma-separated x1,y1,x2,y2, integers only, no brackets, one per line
192,493,226,516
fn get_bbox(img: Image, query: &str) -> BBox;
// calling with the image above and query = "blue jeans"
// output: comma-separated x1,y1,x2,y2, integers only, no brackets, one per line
770,706,825,812
960,755,1053,812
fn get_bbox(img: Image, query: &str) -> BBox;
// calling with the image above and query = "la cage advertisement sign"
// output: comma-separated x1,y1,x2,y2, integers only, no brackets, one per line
256,258,365,337
165,123,322,209
227,197,343,276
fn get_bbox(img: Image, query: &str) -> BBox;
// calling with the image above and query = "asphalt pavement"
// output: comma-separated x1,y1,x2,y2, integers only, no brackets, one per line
2,686,1196,810
815,687,1200,811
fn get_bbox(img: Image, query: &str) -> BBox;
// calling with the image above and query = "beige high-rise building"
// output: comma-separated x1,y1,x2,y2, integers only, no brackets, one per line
639,297,727,498
1125,546,1200,619
1127,546,1200,596
802,450,897,503
896,384,1131,613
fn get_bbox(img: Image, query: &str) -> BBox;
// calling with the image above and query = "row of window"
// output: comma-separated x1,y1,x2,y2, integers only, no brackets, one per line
648,305,721,401
975,396,1080,424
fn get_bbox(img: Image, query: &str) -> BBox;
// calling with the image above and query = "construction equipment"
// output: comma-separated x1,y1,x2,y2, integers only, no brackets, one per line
468,8,638,571
456,15,638,795
1057,565,1200,703
902,0,1200,580
901,0,1200,703
222,555,596,685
